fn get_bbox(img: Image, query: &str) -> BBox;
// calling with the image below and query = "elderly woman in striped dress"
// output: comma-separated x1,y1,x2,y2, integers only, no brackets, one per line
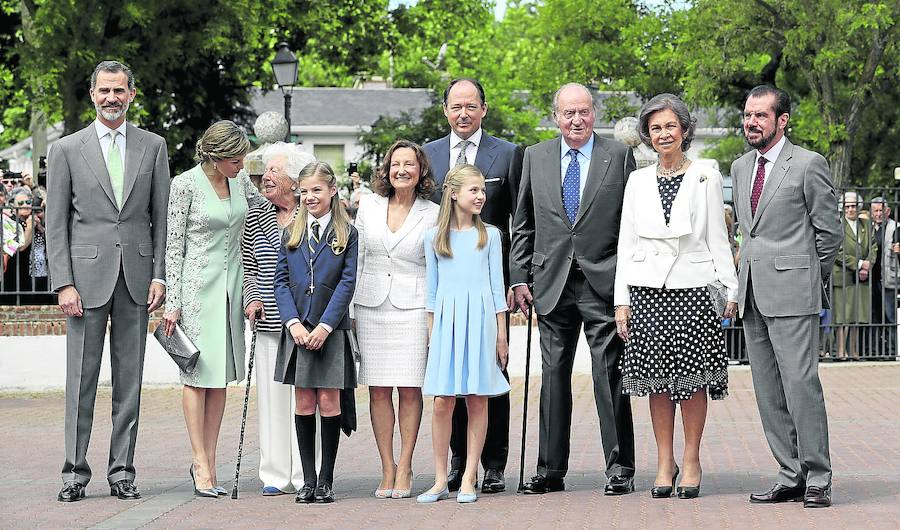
241,142,315,496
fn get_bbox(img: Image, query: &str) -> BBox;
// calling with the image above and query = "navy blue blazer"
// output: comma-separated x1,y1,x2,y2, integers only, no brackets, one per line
273,222,359,331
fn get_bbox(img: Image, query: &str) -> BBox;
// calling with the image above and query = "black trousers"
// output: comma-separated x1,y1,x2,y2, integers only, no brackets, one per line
535,268,634,479
448,370,511,472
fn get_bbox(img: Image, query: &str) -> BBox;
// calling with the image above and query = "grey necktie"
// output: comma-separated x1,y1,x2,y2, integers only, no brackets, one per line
455,140,471,167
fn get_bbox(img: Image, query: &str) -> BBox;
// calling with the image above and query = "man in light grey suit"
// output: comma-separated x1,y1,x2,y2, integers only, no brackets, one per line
47,61,170,502
424,78,523,494
510,83,636,495
733,85,841,508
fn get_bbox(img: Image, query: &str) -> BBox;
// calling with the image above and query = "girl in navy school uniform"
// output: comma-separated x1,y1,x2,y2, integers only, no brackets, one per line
417,164,510,504
273,161,358,504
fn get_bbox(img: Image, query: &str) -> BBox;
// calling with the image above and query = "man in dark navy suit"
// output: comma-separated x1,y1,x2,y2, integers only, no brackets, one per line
424,78,523,494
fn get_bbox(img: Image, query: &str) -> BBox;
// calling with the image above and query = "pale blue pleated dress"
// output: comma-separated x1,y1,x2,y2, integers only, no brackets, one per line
422,226,510,397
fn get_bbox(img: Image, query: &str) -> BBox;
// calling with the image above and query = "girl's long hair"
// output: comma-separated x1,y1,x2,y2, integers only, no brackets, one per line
433,164,488,258
286,162,351,252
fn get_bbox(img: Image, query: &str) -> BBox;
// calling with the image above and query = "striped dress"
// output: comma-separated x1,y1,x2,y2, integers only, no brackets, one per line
242,202,294,333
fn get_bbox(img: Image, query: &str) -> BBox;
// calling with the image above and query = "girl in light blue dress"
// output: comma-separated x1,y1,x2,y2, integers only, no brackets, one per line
417,164,510,504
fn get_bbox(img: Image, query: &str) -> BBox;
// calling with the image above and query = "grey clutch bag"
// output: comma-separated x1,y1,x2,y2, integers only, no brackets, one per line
153,321,200,371
706,280,728,318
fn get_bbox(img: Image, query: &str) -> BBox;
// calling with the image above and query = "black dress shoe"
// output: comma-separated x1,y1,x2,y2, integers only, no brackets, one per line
58,482,85,502
295,484,316,503
651,465,679,499
749,483,806,503
109,479,141,500
522,474,565,494
315,483,335,503
447,469,462,492
604,475,635,495
803,486,832,508
481,469,505,494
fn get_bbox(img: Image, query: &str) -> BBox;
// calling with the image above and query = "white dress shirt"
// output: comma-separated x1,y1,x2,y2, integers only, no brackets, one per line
752,135,786,194
449,128,483,167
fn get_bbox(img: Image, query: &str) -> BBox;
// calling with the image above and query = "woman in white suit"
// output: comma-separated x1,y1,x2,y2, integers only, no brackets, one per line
352,140,440,499
614,94,738,500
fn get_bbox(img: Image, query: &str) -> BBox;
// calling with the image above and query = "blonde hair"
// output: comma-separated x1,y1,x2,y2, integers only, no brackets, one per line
433,164,488,258
286,162,352,252
195,120,251,163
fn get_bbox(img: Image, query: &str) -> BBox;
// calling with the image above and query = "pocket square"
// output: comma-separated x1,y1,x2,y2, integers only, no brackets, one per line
484,177,501,183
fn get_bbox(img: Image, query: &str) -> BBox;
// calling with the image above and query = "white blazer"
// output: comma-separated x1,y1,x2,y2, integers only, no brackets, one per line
614,162,738,306
351,193,440,312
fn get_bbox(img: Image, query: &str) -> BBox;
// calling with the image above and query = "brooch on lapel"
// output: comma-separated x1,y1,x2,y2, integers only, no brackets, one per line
330,237,346,255
699,175,707,183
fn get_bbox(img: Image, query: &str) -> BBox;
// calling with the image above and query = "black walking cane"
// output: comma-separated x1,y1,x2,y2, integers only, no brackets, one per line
517,303,534,494
231,322,258,499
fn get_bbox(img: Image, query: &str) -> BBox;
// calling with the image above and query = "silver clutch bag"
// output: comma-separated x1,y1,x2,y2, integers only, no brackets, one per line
706,280,728,318
153,321,200,371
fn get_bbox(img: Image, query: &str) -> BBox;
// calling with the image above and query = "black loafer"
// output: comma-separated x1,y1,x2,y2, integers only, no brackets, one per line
481,469,505,494
58,482,85,502
295,484,316,503
447,469,462,492
109,479,141,500
315,483,335,503
749,483,806,503
522,474,565,494
803,486,832,508
604,475,635,495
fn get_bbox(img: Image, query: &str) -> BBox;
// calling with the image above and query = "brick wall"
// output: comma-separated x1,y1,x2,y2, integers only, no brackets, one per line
0,305,164,336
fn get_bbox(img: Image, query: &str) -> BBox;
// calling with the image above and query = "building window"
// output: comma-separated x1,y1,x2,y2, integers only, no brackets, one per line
313,145,345,171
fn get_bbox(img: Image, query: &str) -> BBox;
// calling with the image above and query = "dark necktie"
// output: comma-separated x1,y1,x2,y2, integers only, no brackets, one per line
309,220,320,253
562,149,581,223
455,140,471,166
750,156,767,217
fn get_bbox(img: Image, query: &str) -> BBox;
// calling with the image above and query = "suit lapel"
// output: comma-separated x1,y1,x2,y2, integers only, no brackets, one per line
311,221,332,264
79,126,118,209
666,168,696,237
733,153,753,227
575,134,612,225
751,140,794,229
121,123,147,207
474,134,498,175
542,138,570,228
433,136,451,188
386,199,427,252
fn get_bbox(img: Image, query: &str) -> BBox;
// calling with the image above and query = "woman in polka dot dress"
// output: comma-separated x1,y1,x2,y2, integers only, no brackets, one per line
613,94,738,500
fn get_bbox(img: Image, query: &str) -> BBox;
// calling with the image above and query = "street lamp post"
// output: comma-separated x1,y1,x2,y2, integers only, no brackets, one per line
271,42,299,143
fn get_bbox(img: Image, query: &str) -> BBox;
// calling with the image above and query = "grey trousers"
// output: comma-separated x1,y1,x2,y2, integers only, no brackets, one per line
743,285,832,488
61,270,148,486
535,269,635,479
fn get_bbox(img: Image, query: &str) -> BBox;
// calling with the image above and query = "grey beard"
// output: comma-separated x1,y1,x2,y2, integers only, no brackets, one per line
96,104,127,122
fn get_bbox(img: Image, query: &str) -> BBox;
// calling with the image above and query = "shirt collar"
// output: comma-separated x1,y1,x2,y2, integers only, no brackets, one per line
755,135,786,165
307,211,332,233
560,134,594,161
95,119,127,140
450,128,482,149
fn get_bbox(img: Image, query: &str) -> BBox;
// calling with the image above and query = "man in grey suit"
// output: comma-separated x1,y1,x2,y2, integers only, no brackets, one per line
424,78,524,494
47,61,170,502
510,83,636,495
733,85,841,508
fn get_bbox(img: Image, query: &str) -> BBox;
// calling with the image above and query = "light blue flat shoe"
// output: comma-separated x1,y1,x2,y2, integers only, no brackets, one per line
416,487,449,503
214,485,228,496
456,491,477,503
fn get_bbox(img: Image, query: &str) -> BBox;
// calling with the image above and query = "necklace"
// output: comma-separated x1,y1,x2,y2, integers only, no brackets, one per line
657,155,689,179
277,204,298,227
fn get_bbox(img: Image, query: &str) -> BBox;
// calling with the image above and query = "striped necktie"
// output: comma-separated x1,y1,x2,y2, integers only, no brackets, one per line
309,220,320,253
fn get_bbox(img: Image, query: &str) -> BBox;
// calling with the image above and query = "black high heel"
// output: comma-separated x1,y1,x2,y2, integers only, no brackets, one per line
650,464,679,498
191,464,218,498
676,469,702,499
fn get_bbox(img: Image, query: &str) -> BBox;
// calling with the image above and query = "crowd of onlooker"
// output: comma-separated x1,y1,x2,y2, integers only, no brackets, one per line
1,170,52,304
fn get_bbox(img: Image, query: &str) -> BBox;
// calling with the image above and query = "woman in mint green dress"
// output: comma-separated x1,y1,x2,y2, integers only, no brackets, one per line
163,121,263,497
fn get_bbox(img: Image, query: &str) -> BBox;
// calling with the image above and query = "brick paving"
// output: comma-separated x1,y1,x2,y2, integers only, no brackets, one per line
1,363,898,529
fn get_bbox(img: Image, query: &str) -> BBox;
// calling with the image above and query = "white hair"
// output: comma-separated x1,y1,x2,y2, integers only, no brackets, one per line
261,142,316,182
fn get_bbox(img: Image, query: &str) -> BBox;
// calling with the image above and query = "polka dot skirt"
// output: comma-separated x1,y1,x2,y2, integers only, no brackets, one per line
620,173,728,402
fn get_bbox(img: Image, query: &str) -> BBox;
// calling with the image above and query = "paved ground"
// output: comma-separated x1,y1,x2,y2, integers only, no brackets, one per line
1,358,898,529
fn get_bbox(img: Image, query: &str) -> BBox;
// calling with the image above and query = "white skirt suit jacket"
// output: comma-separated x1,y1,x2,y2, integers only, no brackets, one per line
614,162,738,307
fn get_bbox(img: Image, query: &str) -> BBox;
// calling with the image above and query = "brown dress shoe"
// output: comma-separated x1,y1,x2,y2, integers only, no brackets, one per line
803,486,832,508
749,483,805,503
